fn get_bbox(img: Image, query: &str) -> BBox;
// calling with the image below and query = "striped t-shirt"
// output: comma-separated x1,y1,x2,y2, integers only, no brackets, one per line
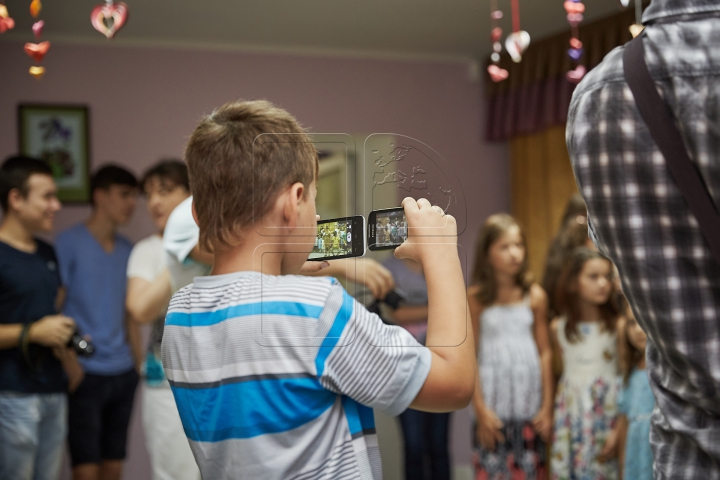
161,271,432,480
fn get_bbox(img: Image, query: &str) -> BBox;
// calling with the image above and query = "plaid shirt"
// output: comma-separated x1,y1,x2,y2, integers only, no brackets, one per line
567,1,720,478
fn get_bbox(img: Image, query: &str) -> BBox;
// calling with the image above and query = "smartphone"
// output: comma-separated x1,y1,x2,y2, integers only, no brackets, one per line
308,216,366,261
368,207,407,251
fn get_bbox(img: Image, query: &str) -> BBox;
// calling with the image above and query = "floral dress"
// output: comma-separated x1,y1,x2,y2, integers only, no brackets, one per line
473,297,547,480
551,319,619,480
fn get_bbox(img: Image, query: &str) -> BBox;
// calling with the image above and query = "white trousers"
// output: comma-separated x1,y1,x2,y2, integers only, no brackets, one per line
142,385,201,480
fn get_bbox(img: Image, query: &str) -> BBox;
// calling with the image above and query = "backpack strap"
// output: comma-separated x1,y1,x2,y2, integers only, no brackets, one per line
623,33,720,265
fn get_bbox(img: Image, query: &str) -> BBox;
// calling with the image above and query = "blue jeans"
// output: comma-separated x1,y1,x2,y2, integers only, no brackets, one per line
0,392,67,480
398,408,451,480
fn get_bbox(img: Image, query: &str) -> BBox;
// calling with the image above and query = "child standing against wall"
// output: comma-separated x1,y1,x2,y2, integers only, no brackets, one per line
550,248,620,480
469,214,554,480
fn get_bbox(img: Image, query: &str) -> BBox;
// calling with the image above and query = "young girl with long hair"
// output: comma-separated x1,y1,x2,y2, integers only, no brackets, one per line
550,247,621,480
469,214,554,480
599,300,654,480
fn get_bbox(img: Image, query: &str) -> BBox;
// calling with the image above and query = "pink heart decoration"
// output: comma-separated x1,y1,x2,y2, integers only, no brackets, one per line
566,65,587,84
564,1,585,14
491,10,503,20
90,2,128,39
491,27,502,42
23,41,50,62
567,13,584,27
488,65,509,83
0,16,14,33
570,38,583,49
505,30,531,63
32,20,44,40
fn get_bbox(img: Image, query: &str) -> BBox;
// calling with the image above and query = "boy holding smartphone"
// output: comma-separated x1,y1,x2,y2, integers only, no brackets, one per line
161,99,475,479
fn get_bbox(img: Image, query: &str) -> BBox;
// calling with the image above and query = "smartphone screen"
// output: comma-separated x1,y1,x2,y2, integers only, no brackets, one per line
308,216,366,261
368,207,407,251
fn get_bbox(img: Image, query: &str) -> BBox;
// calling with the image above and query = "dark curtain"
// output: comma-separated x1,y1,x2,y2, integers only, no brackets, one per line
485,8,637,141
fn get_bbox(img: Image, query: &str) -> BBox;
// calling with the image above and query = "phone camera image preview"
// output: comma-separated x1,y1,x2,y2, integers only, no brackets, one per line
375,210,407,248
309,219,353,259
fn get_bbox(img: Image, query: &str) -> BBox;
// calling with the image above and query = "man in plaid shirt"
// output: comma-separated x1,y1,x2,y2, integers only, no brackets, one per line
567,0,720,477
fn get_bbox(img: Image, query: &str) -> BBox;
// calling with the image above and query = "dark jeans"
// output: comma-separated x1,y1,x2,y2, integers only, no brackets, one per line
398,408,451,480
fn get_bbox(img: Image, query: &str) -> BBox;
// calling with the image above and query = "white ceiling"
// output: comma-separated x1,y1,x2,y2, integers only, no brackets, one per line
1,0,626,61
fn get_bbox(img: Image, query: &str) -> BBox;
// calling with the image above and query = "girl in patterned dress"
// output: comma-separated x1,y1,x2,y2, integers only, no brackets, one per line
468,214,554,480
550,248,621,480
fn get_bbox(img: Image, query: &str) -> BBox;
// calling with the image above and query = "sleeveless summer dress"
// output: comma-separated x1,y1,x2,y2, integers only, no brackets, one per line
473,296,546,480
551,318,618,480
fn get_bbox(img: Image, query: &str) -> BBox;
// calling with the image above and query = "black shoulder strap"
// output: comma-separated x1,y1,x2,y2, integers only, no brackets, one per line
623,34,720,265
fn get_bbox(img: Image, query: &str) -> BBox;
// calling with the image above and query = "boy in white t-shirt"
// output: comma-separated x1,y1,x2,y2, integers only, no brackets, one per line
125,160,201,480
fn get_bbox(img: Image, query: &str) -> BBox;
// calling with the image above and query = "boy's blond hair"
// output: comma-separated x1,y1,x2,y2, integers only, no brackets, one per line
185,100,318,252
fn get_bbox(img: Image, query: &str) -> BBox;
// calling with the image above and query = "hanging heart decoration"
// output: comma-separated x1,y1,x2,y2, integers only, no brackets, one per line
618,0,631,7
0,5,14,33
32,20,44,40
564,1,585,14
487,0,508,83
488,65,509,83
29,65,45,79
565,0,586,83
90,1,129,39
505,30,531,63
29,0,41,18
566,64,586,84
24,41,50,62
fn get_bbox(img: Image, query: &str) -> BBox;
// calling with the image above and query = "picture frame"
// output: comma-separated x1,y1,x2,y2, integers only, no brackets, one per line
18,104,91,203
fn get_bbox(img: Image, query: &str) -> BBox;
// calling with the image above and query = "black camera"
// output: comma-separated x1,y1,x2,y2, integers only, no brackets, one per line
367,290,405,322
67,329,95,357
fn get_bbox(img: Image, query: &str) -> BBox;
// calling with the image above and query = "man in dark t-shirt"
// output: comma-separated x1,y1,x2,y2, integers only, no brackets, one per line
0,156,78,480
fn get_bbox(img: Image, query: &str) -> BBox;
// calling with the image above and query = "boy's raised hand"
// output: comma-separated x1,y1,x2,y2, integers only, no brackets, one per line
394,197,457,265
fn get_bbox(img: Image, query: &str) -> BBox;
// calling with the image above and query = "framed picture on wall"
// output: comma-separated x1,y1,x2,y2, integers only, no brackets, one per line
18,104,90,203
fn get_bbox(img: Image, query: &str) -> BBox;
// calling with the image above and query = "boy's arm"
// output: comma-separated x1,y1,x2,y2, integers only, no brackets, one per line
127,271,172,324
305,257,395,300
125,313,143,373
396,198,476,412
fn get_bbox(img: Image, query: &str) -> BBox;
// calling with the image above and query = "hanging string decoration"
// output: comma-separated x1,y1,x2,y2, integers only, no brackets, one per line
487,0,508,83
0,4,14,33
505,0,530,63
629,0,644,38
25,0,49,79
565,0,586,84
91,0,129,39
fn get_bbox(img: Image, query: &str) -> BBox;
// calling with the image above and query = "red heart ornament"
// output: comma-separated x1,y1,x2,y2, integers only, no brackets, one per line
564,1,585,14
570,38,583,49
491,27,503,42
24,41,50,62
91,2,128,39
566,65,587,84
0,16,14,33
488,65,509,83
567,13,584,27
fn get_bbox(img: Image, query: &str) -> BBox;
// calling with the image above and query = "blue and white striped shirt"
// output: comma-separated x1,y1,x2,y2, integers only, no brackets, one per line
161,271,431,480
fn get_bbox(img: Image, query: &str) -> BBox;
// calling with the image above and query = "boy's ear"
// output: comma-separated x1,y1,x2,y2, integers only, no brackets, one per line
282,182,305,228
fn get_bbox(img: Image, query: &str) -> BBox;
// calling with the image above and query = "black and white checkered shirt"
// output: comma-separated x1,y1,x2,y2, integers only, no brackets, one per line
567,1,720,478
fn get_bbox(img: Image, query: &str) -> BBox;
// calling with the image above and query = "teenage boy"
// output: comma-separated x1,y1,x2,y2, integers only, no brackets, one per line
161,100,475,479
125,160,200,480
55,165,141,480
0,156,78,480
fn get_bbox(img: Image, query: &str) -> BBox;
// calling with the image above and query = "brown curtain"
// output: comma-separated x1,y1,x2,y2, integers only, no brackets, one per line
486,8,637,141
511,125,578,280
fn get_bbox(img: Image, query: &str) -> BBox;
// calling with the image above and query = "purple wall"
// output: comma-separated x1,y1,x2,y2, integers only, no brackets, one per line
0,40,509,478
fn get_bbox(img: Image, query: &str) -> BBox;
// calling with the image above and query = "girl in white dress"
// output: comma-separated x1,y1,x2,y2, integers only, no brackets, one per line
550,248,621,480
468,214,554,480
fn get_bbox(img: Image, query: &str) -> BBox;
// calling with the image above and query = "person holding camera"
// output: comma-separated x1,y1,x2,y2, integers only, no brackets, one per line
0,156,82,480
